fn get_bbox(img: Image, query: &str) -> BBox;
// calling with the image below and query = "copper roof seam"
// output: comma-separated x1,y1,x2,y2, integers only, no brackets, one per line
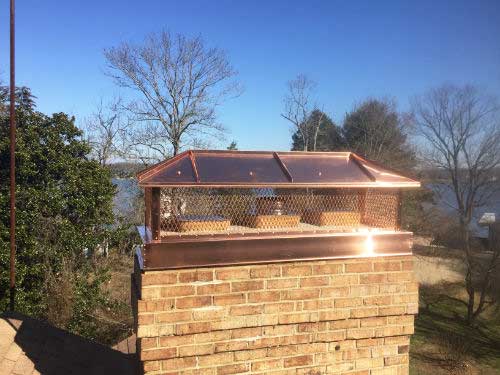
350,152,417,181
189,150,201,183
349,153,376,182
273,152,294,182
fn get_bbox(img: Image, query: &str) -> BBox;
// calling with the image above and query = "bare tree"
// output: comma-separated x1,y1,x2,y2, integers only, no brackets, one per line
104,31,240,161
411,84,500,324
311,108,325,152
85,98,126,166
281,74,323,151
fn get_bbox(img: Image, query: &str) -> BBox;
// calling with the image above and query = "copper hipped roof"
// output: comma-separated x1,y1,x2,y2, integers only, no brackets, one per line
137,150,420,188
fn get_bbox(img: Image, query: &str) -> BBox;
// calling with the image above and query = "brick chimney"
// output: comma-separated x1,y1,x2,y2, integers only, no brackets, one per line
133,150,420,374
132,256,417,374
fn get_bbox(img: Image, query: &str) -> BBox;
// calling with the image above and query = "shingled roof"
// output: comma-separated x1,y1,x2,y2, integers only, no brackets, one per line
137,150,420,188
0,313,138,375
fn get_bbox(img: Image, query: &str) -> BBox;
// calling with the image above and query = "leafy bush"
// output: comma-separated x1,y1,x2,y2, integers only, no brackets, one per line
0,98,118,341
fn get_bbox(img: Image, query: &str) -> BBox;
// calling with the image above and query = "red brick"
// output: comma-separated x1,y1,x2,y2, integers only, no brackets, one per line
142,273,177,286
319,310,350,321
161,357,197,371
140,337,157,350
159,335,194,347
248,291,280,302
214,293,246,305
231,280,264,292
346,328,374,339
140,347,176,361
176,296,212,309
360,317,387,327
283,289,320,300
176,322,211,335
360,274,387,284
156,311,191,323
160,285,195,297
179,343,213,357
300,276,330,287
378,306,407,316
143,361,160,372
198,352,233,366
373,261,402,272
321,286,350,297
350,307,379,318
197,283,231,295
216,268,250,280
364,295,392,306
138,314,154,325
387,272,413,282
179,270,214,283
284,355,313,367
331,275,359,285
402,260,414,271
251,359,282,371
335,297,363,308
282,265,312,276
313,263,343,275
267,278,298,289
231,327,262,339
217,364,249,374
230,304,263,316
345,262,373,273
250,266,281,278
384,354,408,366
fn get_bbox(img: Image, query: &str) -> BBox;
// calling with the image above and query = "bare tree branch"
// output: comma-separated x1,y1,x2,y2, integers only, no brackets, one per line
104,31,241,161
281,74,322,151
84,97,127,166
411,83,500,324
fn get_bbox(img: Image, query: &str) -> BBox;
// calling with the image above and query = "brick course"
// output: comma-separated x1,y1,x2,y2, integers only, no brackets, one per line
133,256,417,374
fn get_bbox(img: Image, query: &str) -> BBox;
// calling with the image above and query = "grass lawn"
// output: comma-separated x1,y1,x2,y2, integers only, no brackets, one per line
411,282,500,374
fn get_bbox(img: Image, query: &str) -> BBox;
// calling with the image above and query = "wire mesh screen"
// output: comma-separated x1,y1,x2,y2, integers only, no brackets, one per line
157,188,400,236
363,190,401,229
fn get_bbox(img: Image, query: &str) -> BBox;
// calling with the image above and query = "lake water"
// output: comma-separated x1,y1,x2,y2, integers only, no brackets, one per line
113,178,141,219
426,183,500,238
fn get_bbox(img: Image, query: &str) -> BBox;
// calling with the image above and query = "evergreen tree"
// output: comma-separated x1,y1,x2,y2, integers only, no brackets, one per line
342,99,415,170
227,141,238,150
291,110,343,151
0,85,37,112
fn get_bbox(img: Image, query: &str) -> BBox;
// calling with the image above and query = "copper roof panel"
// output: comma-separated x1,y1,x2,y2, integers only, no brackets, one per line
195,152,289,184
142,154,197,184
278,153,370,184
352,155,417,185
137,150,420,188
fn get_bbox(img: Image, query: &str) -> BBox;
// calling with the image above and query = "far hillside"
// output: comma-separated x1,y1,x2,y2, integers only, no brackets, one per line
108,162,145,178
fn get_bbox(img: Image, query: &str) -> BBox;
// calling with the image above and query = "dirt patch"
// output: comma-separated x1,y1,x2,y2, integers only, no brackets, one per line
414,253,464,285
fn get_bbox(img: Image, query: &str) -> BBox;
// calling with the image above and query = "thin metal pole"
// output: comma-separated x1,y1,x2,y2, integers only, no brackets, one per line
9,0,16,311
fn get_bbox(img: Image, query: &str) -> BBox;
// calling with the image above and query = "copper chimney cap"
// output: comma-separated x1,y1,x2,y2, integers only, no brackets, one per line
137,150,420,189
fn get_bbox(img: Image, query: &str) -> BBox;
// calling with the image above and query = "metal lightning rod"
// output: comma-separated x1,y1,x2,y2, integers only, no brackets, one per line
9,0,16,311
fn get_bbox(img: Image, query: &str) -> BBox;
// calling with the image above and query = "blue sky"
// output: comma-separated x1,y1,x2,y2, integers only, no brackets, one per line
1,0,499,151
